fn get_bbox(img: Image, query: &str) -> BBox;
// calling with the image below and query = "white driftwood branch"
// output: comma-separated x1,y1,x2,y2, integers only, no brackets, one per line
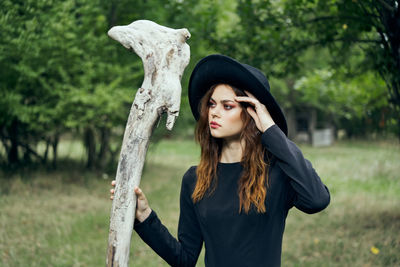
106,20,190,267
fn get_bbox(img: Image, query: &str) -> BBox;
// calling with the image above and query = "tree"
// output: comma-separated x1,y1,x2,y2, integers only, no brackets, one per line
284,0,400,135
0,0,139,167
0,0,65,165
210,0,399,138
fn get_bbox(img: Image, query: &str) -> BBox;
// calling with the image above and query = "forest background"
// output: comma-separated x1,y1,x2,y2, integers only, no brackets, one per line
0,0,399,266
1,0,400,169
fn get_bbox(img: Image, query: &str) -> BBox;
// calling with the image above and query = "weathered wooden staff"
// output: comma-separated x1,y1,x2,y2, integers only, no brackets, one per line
106,20,190,267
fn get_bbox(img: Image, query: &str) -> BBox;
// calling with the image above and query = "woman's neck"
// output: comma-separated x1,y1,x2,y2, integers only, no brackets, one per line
220,137,245,163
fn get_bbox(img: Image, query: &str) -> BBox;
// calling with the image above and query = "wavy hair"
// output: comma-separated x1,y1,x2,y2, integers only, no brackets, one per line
192,84,271,213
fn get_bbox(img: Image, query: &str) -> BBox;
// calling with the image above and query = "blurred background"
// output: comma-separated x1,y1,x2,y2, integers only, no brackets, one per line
0,0,399,266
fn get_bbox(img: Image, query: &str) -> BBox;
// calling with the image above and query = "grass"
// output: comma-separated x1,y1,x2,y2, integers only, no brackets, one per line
0,138,399,266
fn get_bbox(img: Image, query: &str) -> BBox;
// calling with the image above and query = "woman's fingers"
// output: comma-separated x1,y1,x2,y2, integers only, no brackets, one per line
134,187,152,222
110,188,115,200
246,106,259,122
235,95,265,114
239,91,267,110
247,106,259,118
134,186,146,200
110,184,144,199
110,181,115,200
242,90,260,106
110,181,116,200
247,107,262,131
236,92,275,132
244,90,257,99
235,96,258,106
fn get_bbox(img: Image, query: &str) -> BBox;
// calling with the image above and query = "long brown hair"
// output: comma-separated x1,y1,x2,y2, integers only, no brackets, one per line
192,84,270,213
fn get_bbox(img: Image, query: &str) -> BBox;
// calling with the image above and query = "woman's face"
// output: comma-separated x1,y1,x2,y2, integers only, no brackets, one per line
208,84,244,140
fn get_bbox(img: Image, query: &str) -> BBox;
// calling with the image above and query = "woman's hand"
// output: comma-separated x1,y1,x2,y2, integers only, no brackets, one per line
235,90,275,132
110,180,152,223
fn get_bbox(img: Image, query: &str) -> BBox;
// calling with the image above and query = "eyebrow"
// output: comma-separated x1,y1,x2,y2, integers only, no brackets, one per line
210,97,236,104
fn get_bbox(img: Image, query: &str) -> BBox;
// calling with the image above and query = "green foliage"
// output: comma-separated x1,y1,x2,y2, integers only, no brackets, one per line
294,69,387,119
1,0,398,167
0,0,141,165
281,0,400,127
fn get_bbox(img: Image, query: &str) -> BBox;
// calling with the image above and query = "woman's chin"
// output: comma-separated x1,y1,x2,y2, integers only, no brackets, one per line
210,128,223,138
210,132,222,138
210,131,241,141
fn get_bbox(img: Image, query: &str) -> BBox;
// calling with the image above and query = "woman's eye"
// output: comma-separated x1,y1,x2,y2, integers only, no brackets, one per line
208,101,216,107
224,105,233,110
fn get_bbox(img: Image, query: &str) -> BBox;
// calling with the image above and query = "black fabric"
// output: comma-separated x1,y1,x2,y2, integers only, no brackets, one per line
134,125,330,267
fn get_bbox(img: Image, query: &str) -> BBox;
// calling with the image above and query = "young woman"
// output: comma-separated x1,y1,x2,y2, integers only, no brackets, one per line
110,55,330,267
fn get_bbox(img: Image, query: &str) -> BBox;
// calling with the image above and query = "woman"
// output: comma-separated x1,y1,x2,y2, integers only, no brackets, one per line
110,55,330,267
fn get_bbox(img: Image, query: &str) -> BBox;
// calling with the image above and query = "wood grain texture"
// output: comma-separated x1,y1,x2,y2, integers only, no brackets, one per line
106,20,190,267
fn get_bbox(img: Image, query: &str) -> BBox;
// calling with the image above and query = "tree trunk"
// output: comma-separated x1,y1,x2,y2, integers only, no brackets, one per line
389,81,400,142
8,120,19,165
378,2,400,140
43,139,50,164
52,134,59,169
84,126,96,169
97,127,110,169
286,108,296,141
309,108,317,145
0,131,10,159
23,146,31,164
107,102,159,267
106,20,191,267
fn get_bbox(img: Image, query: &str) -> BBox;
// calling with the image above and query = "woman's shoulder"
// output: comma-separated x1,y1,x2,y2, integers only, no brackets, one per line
182,166,197,180
181,166,198,188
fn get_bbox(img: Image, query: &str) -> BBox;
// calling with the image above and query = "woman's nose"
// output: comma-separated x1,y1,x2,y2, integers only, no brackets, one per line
210,107,221,118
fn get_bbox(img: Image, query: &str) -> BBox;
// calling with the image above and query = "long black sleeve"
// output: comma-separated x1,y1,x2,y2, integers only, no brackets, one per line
134,167,203,267
261,124,330,214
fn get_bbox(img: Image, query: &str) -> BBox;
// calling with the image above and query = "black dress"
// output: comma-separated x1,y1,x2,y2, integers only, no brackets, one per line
134,125,330,267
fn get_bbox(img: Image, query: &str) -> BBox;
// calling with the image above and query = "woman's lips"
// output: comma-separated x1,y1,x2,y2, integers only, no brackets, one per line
210,121,221,129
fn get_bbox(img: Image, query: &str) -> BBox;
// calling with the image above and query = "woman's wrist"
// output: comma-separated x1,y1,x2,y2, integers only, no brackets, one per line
262,121,275,132
137,207,152,223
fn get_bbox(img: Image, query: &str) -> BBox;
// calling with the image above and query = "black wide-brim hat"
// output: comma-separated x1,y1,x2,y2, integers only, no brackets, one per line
188,54,288,136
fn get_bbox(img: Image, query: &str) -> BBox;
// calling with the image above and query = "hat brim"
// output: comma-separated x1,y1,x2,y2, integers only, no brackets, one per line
188,54,288,135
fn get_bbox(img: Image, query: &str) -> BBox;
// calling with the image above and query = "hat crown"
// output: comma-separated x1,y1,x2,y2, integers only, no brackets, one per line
242,63,271,92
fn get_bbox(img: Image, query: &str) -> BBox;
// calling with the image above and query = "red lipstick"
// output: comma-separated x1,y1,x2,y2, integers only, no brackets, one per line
210,121,221,129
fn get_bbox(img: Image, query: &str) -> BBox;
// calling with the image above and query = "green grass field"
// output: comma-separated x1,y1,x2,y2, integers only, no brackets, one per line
0,139,399,266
